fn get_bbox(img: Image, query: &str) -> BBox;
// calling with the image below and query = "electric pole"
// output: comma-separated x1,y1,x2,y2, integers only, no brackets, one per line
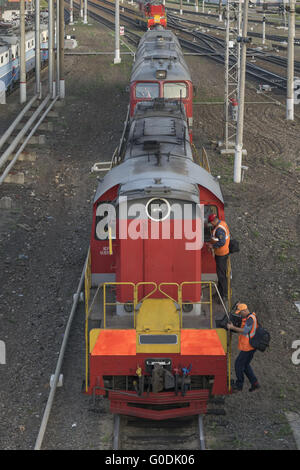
234,0,249,183
59,0,65,97
114,0,121,64
70,0,74,25
35,0,41,97
20,0,26,103
84,0,87,24
286,0,295,120
48,0,54,97
56,0,60,98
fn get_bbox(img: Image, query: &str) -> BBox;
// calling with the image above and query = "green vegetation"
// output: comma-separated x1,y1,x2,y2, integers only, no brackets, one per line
270,158,292,171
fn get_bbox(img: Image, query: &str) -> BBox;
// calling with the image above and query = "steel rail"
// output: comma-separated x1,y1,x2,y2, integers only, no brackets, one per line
0,94,39,152
86,0,289,90
167,11,300,46
113,413,206,450
0,94,51,173
168,19,288,89
70,0,141,46
164,4,300,29
34,252,89,450
113,414,120,450
198,415,206,450
0,96,59,186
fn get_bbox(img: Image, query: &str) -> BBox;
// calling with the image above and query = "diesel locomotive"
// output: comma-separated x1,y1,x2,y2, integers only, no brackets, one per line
137,0,167,30
129,28,194,140
84,97,232,419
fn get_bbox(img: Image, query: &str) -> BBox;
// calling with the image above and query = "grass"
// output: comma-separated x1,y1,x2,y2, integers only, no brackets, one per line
270,158,293,171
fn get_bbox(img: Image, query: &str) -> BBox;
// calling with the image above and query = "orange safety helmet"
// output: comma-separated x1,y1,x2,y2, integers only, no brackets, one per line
235,303,248,314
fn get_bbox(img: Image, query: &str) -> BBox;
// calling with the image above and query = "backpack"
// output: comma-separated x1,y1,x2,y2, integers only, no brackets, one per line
249,324,271,352
229,238,240,254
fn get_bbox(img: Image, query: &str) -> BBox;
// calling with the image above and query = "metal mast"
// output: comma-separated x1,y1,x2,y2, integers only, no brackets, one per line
222,0,241,153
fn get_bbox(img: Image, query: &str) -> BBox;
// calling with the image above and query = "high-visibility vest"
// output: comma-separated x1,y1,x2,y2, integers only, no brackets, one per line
211,220,230,256
238,313,257,351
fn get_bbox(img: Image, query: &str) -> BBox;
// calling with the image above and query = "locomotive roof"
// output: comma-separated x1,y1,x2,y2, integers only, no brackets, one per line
94,157,223,205
125,101,190,160
131,30,191,82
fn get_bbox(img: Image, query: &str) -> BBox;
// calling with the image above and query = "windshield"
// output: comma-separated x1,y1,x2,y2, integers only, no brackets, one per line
163,82,187,99
135,82,160,99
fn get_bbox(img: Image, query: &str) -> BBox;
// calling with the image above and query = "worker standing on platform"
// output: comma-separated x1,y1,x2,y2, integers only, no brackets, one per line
207,213,230,302
227,303,260,392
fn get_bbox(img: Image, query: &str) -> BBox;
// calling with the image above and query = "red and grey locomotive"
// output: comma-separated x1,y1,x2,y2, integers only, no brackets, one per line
84,97,232,420
130,28,194,140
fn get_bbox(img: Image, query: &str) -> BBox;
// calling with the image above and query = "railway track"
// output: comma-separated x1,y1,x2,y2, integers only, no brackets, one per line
34,253,88,450
164,3,300,30
0,94,59,185
166,15,289,90
167,12,300,73
113,414,206,450
82,0,291,91
166,10,300,46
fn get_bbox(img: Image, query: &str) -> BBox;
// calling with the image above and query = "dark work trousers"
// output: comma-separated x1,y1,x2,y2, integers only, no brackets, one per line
215,254,228,299
235,350,258,390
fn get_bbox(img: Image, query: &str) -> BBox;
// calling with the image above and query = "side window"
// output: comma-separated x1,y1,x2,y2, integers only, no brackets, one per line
204,205,218,242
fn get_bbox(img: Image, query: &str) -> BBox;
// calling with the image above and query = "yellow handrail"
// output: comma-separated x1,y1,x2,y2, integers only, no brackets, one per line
108,226,113,255
158,282,180,304
84,249,91,393
227,256,232,311
135,282,158,327
180,281,214,328
103,282,136,328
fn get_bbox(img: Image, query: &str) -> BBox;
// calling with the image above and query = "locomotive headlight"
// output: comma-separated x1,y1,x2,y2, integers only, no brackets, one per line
146,198,171,222
156,70,167,79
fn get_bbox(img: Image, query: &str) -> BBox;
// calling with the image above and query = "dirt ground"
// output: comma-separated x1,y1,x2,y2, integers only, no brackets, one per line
0,12,300,450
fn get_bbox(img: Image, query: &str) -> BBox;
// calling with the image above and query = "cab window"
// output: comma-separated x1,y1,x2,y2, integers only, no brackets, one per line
204,205,218,242
163,82,187,99
135,82,159,99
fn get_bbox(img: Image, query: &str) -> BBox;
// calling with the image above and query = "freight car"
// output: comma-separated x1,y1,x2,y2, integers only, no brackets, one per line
84,98,232,420
130,28,194,139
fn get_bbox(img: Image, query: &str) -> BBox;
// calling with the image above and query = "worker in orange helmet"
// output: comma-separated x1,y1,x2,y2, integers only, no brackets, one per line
227,303,260,392
207,213,230,302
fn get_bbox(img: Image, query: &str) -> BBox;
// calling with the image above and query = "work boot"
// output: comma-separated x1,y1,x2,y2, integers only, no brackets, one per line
231,383,242,393
249,382,260,392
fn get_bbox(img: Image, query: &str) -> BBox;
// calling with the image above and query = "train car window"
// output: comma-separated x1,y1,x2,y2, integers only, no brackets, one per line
1,57,3,64
204,205,218,242
135,83,159,99
163,83,187,99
